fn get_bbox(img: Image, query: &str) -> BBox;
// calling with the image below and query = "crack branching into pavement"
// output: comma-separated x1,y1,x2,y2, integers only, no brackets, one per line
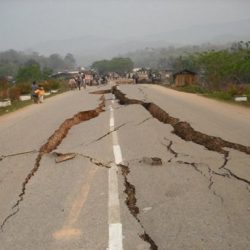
87,122,128,145
138,87,148,101
136,117,153,126
77,153,111,169
177,161,224,203
207,167,224,203
0,150,38,161
112,86,250,185
119,164,158,250
177,161,204,176
161,139,178,162
0,96,105,231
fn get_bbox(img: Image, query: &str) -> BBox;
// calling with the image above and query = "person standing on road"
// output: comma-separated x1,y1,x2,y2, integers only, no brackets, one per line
68,78,76,90
76,73,82,91
81,73,86,89
132,73,139,84
35,85,45,103
31,81,38,103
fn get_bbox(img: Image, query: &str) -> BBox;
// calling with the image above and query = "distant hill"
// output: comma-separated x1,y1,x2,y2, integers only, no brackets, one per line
29,19,250,66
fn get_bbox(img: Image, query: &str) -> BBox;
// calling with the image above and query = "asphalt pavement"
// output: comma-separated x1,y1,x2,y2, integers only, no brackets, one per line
0,84,249,250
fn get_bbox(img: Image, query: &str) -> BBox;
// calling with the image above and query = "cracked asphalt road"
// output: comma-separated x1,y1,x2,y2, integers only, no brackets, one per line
0,84,249,249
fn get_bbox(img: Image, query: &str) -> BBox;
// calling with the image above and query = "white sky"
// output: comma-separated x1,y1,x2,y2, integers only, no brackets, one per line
0,0,250,51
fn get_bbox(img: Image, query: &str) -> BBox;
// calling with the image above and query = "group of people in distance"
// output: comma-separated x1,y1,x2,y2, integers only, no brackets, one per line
68,72,109,90
31,81,45,104
68,73,86,91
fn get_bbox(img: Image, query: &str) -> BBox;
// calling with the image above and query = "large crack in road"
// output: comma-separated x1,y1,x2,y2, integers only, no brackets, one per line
112,86,250,186
1,96,106,231
91,87,250,249
119,163,158,250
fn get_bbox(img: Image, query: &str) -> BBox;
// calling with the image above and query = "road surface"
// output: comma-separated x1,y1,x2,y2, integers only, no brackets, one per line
0,84,249,250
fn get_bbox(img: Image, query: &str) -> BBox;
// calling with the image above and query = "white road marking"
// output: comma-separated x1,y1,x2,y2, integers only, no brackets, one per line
108,101,123,250
109,223,123,250
113,144,123,165
110,117,115,128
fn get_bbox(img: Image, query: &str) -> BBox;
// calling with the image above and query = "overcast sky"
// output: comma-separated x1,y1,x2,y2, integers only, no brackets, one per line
1,0,250,52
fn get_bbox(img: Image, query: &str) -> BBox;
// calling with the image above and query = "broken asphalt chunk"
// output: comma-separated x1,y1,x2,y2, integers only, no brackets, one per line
142,157,163,166
55,153,77,163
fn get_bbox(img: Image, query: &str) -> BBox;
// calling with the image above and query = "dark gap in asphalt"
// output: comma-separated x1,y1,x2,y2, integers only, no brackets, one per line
112,86,250,186
89,89,112,95
140,233,158,250
112,86,250,156
1,96,106,231
119,163,158,250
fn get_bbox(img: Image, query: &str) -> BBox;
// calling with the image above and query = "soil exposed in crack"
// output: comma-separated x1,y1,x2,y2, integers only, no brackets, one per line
119,163,158,250
1,96,105,231
90,89,112,95
112,86,250,186
112,86,250,156
120,164,139,217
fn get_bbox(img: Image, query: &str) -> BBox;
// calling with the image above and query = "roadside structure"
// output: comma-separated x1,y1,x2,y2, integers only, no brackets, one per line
173,69,197,86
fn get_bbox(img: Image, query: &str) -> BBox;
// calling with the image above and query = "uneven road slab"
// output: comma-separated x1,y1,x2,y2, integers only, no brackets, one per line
0,84,249,250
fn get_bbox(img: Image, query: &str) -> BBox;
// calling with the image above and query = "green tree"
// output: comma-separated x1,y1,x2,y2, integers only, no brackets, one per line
92,57,134,74
16,63,42,82
42,67,53,80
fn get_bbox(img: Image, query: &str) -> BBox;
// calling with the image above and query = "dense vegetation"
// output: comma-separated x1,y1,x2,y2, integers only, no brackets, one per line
91,57,134,74
170,41,250,89
126,41,250,88
0,50,75,101
125,43,229,70
0,50,76,78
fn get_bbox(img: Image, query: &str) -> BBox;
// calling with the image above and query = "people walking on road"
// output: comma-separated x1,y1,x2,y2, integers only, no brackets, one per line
132,73,139,84
68,78,76,90
81,73,86,89
31,81,38,103
76,73,82,90
35,85,45,103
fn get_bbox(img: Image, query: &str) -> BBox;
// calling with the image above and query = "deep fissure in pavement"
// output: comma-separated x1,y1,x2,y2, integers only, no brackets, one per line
119,164,158,250
90,89,112,95
112,86,250,185
112,86,250,155
1,96,105,231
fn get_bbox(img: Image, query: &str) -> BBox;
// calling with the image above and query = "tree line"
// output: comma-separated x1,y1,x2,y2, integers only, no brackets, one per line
169,41,250,89
91,57,134,75
124,41,250,89
0,50,76,79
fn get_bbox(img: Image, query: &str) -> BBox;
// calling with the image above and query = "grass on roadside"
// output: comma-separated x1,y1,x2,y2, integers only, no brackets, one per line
164,84,250,107
0,88,69,117
0,99,33,116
